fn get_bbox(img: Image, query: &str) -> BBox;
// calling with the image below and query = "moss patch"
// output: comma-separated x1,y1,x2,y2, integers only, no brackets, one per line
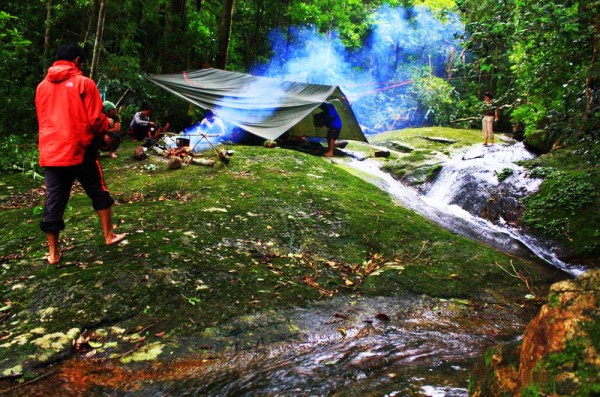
519,139,600,263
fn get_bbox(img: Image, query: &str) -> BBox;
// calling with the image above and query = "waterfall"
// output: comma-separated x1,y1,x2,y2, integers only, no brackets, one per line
345,143,585,276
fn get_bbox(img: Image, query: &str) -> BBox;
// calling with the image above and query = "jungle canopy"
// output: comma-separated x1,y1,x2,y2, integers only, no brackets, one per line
147,68,367,142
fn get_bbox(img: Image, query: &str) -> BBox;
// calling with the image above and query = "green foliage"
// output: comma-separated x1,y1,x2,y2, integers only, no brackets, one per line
0,134,40,177
583,317,600,352
456,0,599,143
410,71,457,125
0,11,34,138
523,171,595,238
496,168,513,182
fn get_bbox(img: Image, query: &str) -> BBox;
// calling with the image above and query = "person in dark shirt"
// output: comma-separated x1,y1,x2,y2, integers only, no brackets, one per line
318,101,342,157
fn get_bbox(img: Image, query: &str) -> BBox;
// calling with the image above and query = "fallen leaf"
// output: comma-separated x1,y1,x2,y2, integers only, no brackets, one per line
154,332,166,337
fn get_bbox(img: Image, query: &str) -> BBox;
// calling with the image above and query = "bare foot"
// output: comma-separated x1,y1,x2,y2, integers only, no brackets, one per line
106,233,127,246
46,252,61,265
323,152,334,157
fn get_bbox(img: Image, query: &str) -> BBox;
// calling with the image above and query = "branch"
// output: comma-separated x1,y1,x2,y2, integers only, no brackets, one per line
0,369,59,394
495,260,536,297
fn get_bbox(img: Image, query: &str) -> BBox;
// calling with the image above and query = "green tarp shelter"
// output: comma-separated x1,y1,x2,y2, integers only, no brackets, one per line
147,68,367,142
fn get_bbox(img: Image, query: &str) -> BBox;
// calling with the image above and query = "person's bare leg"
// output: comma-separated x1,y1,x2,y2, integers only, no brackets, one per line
45,231,61,264
96,208,127,245
324,138,335,157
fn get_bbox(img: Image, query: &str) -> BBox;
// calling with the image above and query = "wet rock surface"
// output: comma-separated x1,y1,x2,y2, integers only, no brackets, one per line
3,294,543,396
470,270,600,396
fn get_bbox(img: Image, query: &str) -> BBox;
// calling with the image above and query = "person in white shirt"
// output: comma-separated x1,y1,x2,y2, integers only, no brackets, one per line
200,109,225,136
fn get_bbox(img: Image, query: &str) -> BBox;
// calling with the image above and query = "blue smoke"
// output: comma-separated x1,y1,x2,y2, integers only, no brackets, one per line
253,5,464,133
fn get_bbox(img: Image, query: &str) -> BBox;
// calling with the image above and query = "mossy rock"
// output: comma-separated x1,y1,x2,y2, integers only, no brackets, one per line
469,270,600,396
523,130,552,154
468,342,521,397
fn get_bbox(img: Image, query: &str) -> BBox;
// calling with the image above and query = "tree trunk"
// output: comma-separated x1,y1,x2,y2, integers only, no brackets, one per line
83,1,95,47
582,11,599,135
252,0,264,66
90,0,106,80
42,0,53,74
446,46,456,80
216,0,235,69
157,1,167,73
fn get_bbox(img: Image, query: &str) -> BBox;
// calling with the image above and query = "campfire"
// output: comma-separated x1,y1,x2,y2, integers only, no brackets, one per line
163,146,194,160
141,134,231,168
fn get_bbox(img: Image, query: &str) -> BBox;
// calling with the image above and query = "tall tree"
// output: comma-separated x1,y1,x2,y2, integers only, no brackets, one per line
216,0,235,69
90,0,107,80
43,0,53,71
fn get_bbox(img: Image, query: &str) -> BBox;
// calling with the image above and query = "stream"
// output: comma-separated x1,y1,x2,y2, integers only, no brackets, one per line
343,141,585,277
21,294,535,397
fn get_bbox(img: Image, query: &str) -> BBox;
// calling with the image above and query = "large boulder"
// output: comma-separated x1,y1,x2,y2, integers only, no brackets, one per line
470,270,600,396
523,129,553,154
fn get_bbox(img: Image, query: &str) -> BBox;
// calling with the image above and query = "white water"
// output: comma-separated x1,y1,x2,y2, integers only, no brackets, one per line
345,142,584,276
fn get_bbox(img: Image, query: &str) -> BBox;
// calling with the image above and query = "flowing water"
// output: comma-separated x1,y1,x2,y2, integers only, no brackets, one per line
345,142,585,276
27,295,535,396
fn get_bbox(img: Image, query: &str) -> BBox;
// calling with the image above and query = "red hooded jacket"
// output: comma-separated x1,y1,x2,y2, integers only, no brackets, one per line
36,61,108,166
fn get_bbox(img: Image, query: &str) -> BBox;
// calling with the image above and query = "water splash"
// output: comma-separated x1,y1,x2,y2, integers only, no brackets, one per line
345,143,585,276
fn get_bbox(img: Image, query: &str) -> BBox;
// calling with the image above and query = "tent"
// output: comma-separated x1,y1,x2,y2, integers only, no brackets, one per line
146,68,367,143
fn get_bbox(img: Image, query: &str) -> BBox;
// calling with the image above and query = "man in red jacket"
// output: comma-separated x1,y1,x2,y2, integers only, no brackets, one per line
36,43,126,265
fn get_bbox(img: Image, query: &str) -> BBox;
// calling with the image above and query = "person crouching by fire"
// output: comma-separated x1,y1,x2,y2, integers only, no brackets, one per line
129,103,158,141
97,101,121,158
200,109,225,136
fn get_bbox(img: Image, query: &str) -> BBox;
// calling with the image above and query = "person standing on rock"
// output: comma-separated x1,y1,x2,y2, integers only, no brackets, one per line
482,92,498,146
35,43,127,265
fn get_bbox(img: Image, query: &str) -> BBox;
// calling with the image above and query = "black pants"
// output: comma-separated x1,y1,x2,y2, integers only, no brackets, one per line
40,147,114,233
97,132,121,153
131,125,151,141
